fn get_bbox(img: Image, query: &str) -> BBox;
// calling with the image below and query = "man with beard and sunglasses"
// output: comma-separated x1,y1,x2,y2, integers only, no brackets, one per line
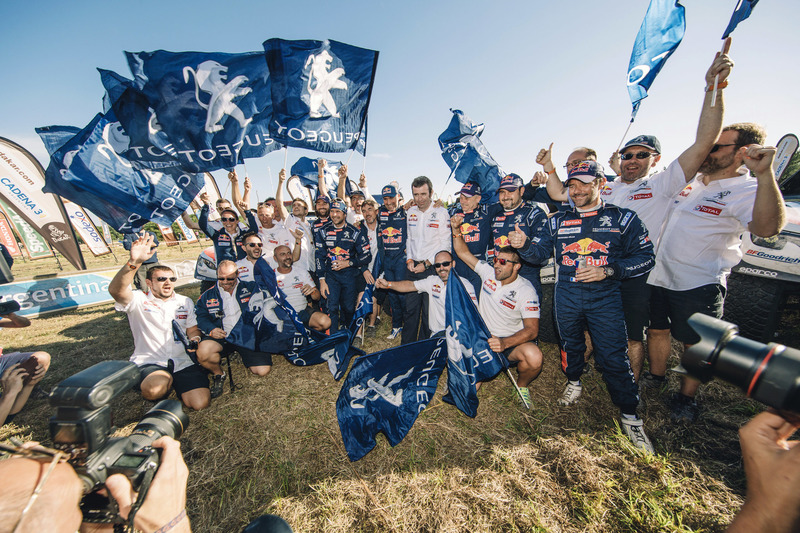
647,124,785,423
376,250,476,338
109,233,210,411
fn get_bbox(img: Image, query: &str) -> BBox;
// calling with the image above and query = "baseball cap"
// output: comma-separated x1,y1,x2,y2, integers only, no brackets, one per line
622,135,661,154
315,192,331,204
498,173,524,191
350,189,365,198
459,182,481,198
381,185,398,198
567,161,606,183
330,198,348,213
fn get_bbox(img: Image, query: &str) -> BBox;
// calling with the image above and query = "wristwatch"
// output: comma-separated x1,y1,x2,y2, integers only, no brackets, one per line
603,266,615,279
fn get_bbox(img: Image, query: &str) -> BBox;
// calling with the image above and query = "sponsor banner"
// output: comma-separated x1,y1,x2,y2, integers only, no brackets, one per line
158,224,180,246
0,137,85,269
62,199,111,257
101,222,112,245
0,198,52,260
175,213,198,243
0,216,22,256
0,259,197,317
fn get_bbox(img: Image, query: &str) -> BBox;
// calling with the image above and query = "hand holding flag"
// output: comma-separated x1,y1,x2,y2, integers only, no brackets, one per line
710,37,733,107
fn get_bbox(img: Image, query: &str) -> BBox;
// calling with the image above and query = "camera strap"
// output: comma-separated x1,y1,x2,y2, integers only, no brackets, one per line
115,462,157,532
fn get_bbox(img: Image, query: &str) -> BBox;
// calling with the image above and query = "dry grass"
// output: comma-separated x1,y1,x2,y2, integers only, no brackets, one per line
0,250,761,532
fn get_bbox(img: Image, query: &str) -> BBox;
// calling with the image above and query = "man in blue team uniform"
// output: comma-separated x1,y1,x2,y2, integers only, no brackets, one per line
376,185,408,340
448,182,494,295
199,197,258,264
509,161,656,453
316,199,372,332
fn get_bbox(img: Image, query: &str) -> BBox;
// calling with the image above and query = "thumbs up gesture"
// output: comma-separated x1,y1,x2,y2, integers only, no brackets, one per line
509,223,528,249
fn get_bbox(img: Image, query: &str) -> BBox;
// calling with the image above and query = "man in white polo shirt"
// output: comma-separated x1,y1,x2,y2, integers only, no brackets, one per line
451,215,543,408
376,250,476,337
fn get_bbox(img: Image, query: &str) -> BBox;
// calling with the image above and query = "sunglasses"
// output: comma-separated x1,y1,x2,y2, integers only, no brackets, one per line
220,217,237,222
494,257,518,266
620,152,655,160
246,243,263,248
155,276,177,282
709,143,738,153
218,276,238,281
433,261,451,269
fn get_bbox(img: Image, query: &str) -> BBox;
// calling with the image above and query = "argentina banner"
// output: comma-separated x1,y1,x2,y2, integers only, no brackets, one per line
336,337,446,461
263,38,378,154
125,50,280,172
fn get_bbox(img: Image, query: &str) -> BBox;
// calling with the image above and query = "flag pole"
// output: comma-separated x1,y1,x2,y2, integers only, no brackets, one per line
503,368,531,410
616,119,635,153
710,37,732,108
283,146,289,173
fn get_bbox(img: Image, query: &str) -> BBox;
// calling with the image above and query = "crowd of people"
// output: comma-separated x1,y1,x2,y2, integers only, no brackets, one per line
0,46,796,531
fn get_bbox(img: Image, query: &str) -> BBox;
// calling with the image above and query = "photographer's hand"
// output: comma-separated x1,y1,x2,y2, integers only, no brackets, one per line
104,437,191,533
727,411,800,533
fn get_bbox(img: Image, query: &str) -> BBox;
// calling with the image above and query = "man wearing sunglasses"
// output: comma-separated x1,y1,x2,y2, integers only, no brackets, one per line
198,195,259,265
235,232,264,282
376,250,476,337
648,124,785,423
509,161,656,452
109,233,210,411
451,215,544,408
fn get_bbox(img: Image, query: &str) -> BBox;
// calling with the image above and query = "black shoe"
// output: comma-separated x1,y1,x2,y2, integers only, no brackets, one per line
210,372,227,399
639,371,666,392
669,393,699,423
365,325,376,338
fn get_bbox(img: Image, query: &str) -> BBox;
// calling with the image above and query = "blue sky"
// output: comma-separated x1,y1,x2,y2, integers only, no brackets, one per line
1,0,796,203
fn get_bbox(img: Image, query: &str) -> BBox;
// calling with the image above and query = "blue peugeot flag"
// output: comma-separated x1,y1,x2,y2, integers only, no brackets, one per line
289,156,354,197
443,271,506,418
439,110,503,200
125,50,280,172
263,38,378,154
437,109,484,147
626,0,686,120
38,112,205,233
337,337,446,461
722,0,759,38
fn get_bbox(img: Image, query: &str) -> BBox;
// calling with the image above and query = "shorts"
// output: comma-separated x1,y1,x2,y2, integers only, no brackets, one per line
202,337,273,368
137,363,210,397
502,340,539,368
620,274,651,342
297,308,312,327
0,352,35,375
648,283,725,345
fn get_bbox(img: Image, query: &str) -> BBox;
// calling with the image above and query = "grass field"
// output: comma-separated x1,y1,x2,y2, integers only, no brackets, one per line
0,248,779,532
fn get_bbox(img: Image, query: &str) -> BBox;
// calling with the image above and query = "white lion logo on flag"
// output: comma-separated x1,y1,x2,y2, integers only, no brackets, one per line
183,60,252,134
304,49,347,118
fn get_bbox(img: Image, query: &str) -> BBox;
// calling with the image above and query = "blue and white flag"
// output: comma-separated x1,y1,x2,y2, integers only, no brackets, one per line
37,112,205,233
443,271,506,418
263,38,378,154
36,125,80,157
627,0,686,120
438,110,503,200
99,69,182,170
337,337,446,461
289,156,353,197
722,0,759,38
125,50,280,172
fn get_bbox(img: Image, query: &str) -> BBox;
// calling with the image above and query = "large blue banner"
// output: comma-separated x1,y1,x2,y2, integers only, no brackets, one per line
263,38,378,154
626,0,686,120
125,50,280,172
443,272,506,417
37,113,205,233
438,110,503,200
337,337,446,461
722,0,759,38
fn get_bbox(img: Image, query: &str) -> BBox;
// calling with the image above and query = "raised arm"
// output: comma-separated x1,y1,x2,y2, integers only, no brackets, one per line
337,164,349,206
537,143,569,202
228,170,249,218
317,159,328,197
109,233,157,306
745,145,786,238
276,169,290,221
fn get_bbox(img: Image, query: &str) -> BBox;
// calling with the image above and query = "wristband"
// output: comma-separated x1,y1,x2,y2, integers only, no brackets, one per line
545,168,556,175
126,261,139,270
153,509,187,533
706,81,728,92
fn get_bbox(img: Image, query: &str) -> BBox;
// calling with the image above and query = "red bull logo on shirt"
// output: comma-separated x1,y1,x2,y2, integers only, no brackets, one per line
382,226,403,244
494,235,511,248
561,238,610,267
330,246,350,261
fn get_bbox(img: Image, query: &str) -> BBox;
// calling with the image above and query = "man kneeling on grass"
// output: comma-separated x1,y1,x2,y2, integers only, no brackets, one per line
109,233,210,411
195,260,275,398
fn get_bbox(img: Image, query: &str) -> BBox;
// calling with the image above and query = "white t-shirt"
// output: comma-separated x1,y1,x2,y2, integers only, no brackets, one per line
648,169,756,291
474,261,540,338
362,221,379,274
407,205,452,263
258,221,295,269
219,282,242,333
284,214,314,273
413,274,477,334
275,267,314,312
115,291,198,372
599,159,686,243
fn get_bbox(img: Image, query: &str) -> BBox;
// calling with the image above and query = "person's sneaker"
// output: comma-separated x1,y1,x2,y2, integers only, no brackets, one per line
353,335,363,349
518,387,532,409
620,417,655,454
558,382,582,406
210,372,226,399
365,325,376,338
386,327,402,340
639,371,666,391
669,393,699,423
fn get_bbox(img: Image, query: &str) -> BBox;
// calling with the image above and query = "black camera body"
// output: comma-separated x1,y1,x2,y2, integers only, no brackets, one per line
683,313,800,413
49,360,189,522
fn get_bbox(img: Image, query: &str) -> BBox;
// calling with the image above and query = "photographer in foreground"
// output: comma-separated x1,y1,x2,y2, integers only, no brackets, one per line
0,308,50,425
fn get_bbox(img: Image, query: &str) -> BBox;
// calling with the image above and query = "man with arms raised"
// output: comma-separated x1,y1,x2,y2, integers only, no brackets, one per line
451,214,543,408
274,245,331,333
509,161,655,452
377,250,476,338
195,260,275,398
648,124,785,423
109,233,209,410
277,169,315,275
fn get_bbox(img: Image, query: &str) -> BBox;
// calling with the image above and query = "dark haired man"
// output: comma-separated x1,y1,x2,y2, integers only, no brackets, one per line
377,184,408,340
199,195,258,264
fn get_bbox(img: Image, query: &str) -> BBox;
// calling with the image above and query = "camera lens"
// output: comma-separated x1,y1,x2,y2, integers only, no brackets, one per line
127,400,189,451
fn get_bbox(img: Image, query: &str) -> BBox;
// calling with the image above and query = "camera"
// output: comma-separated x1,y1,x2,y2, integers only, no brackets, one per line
683,313,800,413
48,360,189,522
0,299,21,315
